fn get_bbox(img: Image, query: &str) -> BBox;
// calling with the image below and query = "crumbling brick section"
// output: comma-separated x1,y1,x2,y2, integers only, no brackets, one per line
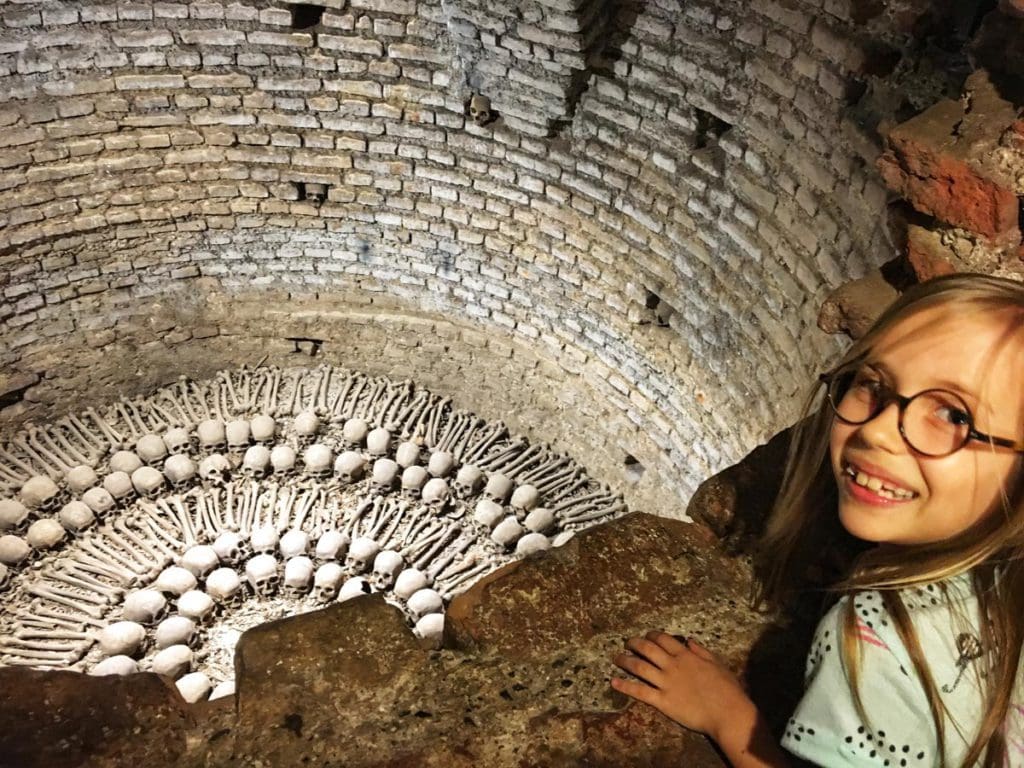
876,63,1024,279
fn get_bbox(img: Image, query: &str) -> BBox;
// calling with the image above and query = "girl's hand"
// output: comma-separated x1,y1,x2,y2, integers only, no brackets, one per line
611,630,755,741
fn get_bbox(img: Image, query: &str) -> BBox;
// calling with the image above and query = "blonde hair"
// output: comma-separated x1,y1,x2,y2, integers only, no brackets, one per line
756,273,1024,767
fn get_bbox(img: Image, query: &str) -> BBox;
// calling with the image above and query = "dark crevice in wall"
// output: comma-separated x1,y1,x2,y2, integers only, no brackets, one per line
288,338,324,356
623,454,644,483
0,382,34,410
290,4,325,31
643,290,675,328
693,108,732,150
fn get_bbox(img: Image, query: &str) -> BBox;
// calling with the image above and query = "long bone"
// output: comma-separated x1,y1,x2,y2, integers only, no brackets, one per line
209,490,225,531
196,493,220,537
262,367,283,416
0,446,34,484
292,489,320,531
425,398,453,450
52,422,99,466
68,551,141,587
328,371,360,420
219,370,244,416
381,381,414,430
29,424,90,469
63,414,109,454
204,379,228,423
156,390,193,429
399,524,446,562
341,375,370,420
85,407,124,447
111,400,143,442
111,517,171,565
369,379,398,425
282,369,305,417
2,638,86,654
342,497,377,539
546,476,591,504
26,582,109,613
551,488,619,514
477,438,530,472
392,390,429,437
434,412,468,455
48,568,124,602
371,500,407,547
78,536,147,577
136,500,185,541
93,525,159,575
13,627,93,642
1,647,82,664
30,602,107,629
144,397,181,431
11,434,63,477
14,611,89,632
175,377,206,424
521,455,573,485
164,497,198,547
128,396,166,434
561,502,628,526
141,516,187,553
273,486,296,533
121,397,155,435
451,418,487,460
424,535,474,581
534,466,582,497
438,560,495,598
493,443,548,478
224,483,237,531
410,524,461,571
309,364,333,415
402,395,435,444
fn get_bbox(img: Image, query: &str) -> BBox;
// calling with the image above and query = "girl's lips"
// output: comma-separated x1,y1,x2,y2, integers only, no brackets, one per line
842,472,916,507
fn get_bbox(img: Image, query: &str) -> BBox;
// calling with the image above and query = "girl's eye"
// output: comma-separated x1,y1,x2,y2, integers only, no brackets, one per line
935,406,971,426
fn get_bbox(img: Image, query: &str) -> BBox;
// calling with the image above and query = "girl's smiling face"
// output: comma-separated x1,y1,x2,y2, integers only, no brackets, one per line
829,308,1024,546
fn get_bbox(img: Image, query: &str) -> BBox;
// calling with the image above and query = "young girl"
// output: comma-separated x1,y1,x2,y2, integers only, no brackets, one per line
612,273,1024,767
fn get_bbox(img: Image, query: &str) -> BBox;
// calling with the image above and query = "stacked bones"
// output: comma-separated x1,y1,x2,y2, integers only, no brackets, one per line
0,366,626,702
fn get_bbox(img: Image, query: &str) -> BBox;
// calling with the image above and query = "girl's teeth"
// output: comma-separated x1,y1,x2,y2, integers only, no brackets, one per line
850,468,914,499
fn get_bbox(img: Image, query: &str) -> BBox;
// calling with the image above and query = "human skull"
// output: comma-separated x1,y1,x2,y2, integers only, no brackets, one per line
225,419,251,453
371,458,399,495
341,418,369,449
58,500,96,534
468,93,493,126
122,589,168,625
20,475,60,513
492,516,526,549
152,644,192,679
241,445,271,481
82,487,117,518
414,612,445,649
65,465,99,494
98,621,147,658
393,568,429,601
303,181,327,204
198,454,231,485
153,566,198,597
136,434,168,466
0,563,8,593
163,427,192,456
345,536,380,575
293,410,320,446
131,466,165,500
102,471,136,504
366,427,392,458
407,588,443,621
0,499,29,531
473,499,505,530
302,443,333,478
279,529,310,559
283,556,314,598
422,478,450,511
427,451,455,478
484,472,513,504
371,549,405,591
197,419,227,453
163,455,197,490
90,655,139,676
179,545,220,579
334,451,366,484
154,616,197,649
270,445,297,477
312,562,345,603
177,672,212,704
249,414,277,444
108,450,143,475
516,532,552,557
453,464,484,499
212,531,251,566
177,589,216,623
338,576,371,601
510,484,540,519
0,535,30,566
250,526,280,557
26,518,65,550
205,567,245,608
400,466,429,501
524,507,556,534
395,441,421,468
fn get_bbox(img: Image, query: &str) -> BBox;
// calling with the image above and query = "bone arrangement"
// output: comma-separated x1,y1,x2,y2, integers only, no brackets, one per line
0,365,626,703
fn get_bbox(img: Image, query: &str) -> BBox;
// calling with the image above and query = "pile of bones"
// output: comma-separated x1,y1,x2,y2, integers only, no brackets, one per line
0,365,626,703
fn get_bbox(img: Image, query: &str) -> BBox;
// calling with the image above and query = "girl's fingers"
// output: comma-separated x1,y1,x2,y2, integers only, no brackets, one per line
610,675,661,707
613,652,665,686
684,638,716,662
645,630,688,655
626,636,675,668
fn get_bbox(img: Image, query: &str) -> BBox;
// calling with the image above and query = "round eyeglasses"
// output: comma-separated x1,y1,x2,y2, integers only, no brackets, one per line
820,366,1024,458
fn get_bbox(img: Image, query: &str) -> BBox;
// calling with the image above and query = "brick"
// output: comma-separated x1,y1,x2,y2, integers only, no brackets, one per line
318,35,385,56
179,29,246,46
248,31,315,48
188,74,253,88
115,74,186,90
113,30,174,47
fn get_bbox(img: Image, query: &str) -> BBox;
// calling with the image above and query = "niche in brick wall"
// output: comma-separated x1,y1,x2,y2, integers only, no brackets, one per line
297,181,330,205
290,4,325,30
693,108,732,150
624,454,645,483
643,290,676,328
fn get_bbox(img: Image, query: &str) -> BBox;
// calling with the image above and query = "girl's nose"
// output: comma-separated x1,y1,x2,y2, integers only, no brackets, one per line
854,400,906,453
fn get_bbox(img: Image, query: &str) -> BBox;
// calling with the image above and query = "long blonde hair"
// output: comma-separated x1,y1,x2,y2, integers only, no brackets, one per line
756,273,1024,767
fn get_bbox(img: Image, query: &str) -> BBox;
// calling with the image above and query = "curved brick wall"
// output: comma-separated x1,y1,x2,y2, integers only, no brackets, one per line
0,0,910,518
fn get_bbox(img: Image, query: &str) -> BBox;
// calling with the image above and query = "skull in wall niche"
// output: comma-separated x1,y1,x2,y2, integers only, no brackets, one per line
401,466,429,502
422,478,450,512
245,554,280,598
199,454,231,486
334,451,366,485
283,556,315,598
303,182,327,204
345,536,380,575
197,420,227,454
312,562,344,603
453,464,484,500
468,93,494,126
241,445,271,481
213,531,251,566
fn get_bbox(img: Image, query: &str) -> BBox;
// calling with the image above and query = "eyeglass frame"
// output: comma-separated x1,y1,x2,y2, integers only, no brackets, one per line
818,367,1024,457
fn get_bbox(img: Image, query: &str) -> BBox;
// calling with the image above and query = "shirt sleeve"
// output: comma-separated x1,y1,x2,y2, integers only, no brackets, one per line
781,592,938,767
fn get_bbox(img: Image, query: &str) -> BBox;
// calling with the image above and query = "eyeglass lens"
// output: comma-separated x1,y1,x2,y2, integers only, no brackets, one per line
828,368,972,456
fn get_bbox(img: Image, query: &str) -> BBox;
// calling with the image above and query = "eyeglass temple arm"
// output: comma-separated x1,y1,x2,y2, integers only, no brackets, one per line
969,429,1024,454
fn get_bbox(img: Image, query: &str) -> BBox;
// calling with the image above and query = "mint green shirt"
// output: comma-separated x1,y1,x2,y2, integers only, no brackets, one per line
782,575,1023,766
